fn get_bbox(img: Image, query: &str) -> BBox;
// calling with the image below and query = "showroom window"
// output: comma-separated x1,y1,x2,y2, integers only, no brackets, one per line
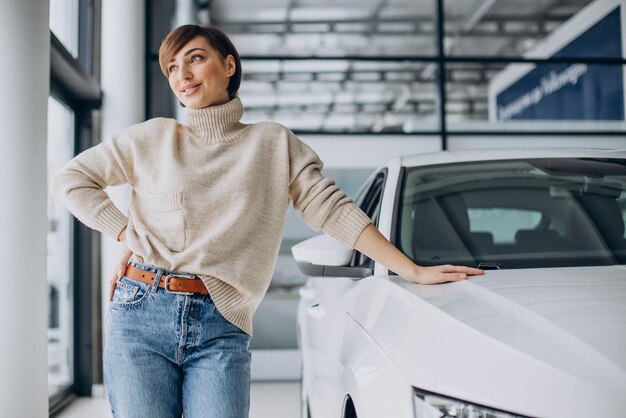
147,0,625,142
47,96,76,396
49,0,102,415
49,0,79,57
442,0,624,139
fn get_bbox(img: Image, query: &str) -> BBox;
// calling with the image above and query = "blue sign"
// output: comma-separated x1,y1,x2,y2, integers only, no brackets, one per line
496,7,624,121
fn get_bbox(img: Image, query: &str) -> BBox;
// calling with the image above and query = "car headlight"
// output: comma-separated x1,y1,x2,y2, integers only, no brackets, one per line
414,388,529,418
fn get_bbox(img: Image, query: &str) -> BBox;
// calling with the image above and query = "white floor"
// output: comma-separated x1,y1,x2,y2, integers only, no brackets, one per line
55,381,301,418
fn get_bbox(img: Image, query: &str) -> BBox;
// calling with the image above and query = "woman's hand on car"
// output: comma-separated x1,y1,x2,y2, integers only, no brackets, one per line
407,264,484,285
353,224,483,285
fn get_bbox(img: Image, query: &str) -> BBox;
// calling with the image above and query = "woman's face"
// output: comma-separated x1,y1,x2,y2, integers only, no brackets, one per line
166,36,235,109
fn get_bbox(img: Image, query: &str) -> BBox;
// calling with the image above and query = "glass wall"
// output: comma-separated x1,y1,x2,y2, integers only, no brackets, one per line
240,60,440,133
49,0,101,413
49,0,79,57
47,97,76,395
444,0,626,133
447,62,626,132
216,0,436,58
149,0,626,138
443,0,596,58
147,0,441,134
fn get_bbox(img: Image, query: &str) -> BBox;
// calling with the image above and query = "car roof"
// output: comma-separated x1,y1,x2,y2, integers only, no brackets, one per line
400,148,626,168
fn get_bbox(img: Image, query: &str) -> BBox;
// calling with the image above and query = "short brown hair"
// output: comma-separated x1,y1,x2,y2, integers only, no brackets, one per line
158,24,242,99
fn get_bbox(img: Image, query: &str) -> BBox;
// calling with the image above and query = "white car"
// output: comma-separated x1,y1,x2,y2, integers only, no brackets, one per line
293,148,626,418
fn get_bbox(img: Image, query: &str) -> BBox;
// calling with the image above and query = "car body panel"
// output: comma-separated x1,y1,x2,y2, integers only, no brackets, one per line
339,315,416,418
346,270,626,417
407,266,626,374
299,276,354,418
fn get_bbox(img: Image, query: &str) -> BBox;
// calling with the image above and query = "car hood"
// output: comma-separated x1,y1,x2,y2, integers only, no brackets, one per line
348,265,626,417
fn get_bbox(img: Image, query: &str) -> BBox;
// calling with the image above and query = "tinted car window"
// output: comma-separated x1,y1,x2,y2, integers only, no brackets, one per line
353,171,386,266
359,173,385,227
396,158,626,269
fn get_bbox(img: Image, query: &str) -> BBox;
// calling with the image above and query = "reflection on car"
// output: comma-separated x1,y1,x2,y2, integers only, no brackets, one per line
293,149,626,418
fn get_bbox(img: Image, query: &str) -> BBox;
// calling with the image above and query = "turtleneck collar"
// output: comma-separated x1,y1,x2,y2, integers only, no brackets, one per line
185,96,247,144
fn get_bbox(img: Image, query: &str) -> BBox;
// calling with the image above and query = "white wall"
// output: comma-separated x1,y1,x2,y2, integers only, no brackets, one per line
298,134,626,171
299,134,442,169
0,1,50,417
448,136,626,151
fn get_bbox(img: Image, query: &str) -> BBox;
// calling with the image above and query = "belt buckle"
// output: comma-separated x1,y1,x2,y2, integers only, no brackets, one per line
164,273,197,295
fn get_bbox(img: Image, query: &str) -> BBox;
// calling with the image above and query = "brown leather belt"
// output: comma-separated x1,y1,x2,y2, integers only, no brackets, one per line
124,264,209,295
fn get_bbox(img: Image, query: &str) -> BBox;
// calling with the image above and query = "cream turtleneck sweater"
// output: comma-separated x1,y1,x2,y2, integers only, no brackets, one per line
50,97,371,335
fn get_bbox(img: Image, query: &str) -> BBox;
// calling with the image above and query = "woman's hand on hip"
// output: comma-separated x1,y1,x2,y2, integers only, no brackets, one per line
109,231,133,302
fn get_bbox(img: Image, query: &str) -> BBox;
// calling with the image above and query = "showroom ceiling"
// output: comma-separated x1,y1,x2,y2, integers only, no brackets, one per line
177,0,595,133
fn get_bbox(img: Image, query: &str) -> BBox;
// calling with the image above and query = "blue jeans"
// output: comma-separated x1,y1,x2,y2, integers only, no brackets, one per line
104,261,251,418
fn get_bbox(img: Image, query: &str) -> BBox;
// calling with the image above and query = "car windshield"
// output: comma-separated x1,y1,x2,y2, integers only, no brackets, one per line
396,158,626,269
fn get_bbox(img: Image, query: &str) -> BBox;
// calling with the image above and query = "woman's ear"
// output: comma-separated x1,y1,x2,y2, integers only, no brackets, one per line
225,54,236,77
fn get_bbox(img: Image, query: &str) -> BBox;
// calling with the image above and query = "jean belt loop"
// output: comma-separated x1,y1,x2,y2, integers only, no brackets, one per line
151,269,164,292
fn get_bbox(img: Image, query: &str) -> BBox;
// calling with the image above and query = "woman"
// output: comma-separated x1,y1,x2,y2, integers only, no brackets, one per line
51,24,482,418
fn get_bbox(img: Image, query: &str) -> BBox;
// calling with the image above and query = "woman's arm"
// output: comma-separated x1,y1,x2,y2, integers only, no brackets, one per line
285,130,481,283
354,224,484,284
287,132,372,247
50,132,136,242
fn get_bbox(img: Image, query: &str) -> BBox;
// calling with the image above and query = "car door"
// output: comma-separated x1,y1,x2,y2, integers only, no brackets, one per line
300,170,387,417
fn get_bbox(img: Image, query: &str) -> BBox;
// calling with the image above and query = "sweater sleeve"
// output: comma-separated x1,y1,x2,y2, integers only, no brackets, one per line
50,132,135,241
287,131,371,248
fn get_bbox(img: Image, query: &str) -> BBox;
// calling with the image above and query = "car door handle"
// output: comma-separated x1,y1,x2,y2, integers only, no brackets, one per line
307,303,326,319
298,286,316,300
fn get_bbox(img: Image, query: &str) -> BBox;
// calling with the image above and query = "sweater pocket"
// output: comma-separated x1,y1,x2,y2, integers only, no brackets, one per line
141,189,186,253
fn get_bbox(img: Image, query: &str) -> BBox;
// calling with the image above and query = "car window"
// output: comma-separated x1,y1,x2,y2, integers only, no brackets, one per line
620,192,626,239
396,158,626,269
467,208,542,244
352,171,386,266
360,173,385,227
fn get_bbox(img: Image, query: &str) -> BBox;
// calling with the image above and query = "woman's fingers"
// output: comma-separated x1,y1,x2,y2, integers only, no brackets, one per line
462,266,484,275
108,265,126,302
441,272,467,282
108,247,133,302
437,265,484,283
116,260,126,277
108,273,118,302
411,264,485,285
440,265,484,276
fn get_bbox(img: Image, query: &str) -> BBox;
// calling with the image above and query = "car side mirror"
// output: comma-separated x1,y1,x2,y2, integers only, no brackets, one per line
291,234,373,279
